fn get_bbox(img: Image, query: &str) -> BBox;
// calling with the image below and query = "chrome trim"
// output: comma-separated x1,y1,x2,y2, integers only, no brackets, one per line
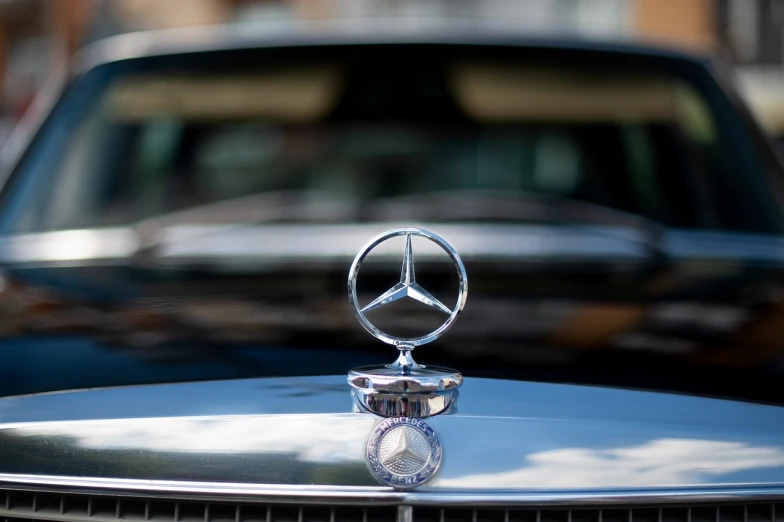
398,506,414,522
2,474,784,506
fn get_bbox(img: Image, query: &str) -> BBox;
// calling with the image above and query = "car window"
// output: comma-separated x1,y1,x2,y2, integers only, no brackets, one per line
1,48,779,234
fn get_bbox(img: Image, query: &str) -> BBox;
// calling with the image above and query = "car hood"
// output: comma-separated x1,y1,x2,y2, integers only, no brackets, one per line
1,375,784,492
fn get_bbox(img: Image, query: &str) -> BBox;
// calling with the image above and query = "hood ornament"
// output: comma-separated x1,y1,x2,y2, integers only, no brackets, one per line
347,227,467,418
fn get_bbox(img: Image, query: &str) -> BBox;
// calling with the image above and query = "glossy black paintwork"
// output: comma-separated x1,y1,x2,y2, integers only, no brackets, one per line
0,226,783,405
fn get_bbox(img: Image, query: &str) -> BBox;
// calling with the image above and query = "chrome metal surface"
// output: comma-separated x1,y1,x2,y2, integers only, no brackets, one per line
349,365,462,417
367,417,443,488
386,349,425,374
351,389,455,418
2,375,784,493
347,228,466,418
5,477,784,506
348,366,463,393
348,228,467,348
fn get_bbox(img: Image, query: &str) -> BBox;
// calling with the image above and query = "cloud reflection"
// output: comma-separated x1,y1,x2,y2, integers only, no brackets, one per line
21,414,784,488
441,439,784,488
23,415,373,464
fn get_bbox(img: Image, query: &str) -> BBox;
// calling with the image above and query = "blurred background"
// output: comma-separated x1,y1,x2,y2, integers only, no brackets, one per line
3,0,784,404
0,0,782,146
0,0,784,141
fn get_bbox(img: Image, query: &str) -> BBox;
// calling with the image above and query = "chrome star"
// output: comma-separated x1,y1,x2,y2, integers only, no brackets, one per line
361,234,451,314
366,417,443,488
381,426,430,469
347,227,467,347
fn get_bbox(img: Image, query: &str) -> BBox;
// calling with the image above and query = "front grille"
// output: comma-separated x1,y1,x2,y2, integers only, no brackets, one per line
1,489,783,522
414,506,782,522
0,490,396,522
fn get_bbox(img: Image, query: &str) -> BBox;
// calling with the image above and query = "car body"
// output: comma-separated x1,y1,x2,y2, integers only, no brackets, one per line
1,21,784,515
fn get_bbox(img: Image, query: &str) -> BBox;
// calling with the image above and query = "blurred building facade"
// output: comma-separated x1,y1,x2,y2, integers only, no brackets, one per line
716,0,784,140
0,0,781,139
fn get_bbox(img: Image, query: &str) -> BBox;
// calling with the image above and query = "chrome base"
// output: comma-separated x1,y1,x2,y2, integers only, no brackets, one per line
348,361,462,417
350,386,459,417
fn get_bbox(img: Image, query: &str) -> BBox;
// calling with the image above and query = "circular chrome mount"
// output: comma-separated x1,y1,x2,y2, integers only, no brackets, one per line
347,228,466,418
349,364,462,417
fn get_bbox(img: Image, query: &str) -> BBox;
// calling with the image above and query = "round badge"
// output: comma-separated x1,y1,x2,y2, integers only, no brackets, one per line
366,417,442,488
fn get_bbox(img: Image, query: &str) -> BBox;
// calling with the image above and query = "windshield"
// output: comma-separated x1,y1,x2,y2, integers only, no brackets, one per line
0,44,783,403
2,45,779,233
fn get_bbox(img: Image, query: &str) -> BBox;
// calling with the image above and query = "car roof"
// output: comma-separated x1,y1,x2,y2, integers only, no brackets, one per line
74,19,712,74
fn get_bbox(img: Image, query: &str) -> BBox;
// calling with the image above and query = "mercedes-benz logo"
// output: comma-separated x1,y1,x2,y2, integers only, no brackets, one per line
348,227,468,347
366,416,442,488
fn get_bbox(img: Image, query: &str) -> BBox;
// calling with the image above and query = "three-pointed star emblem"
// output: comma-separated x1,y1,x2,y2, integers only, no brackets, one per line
381,427,430,468
361,234,451,315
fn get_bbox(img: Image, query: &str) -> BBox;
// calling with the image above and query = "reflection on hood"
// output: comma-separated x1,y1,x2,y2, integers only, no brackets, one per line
442,438,784,488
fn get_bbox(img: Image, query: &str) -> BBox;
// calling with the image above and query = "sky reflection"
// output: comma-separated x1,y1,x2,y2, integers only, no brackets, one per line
440,438,784,488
